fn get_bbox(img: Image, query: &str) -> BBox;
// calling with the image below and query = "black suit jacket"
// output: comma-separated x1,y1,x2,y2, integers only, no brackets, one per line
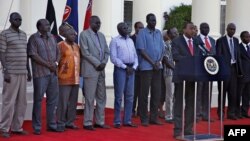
216,35,242,75
238,43,250,82
130,34,136,45
172,35,202,82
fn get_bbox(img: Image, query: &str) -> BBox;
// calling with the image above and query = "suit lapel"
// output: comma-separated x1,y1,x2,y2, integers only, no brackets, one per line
240,43,250,59
222,36,231,55
88,29,102,54
181,36,192,55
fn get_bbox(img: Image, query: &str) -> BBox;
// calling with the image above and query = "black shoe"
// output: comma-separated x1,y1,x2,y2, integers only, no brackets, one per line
184,131,194,136
12,130,28,135
94,124,110,129
123,123,138,128
65,125,79,130
33,130,41,135
1,132,10,138
202,117,215,122
83,125,95,131
47,128,64,132
114,124,121,129
165,119,173,123
149,120,163,125
227,115,237,120
141,122,149,127
242,115,250,118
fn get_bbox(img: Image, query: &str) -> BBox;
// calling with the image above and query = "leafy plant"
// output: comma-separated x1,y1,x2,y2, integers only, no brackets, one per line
164,3,191,34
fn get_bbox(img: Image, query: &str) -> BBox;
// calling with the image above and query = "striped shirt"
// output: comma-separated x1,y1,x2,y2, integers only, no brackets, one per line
28,32,60,78
0,27,28,74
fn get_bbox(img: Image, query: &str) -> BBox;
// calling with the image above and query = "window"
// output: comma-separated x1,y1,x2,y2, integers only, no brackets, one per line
124,1,133,34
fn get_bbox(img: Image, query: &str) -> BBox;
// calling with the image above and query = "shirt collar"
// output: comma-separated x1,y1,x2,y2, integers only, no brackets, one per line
9,26,21,33
226,34,233,40
145,27,158,34
199,34,207,40
118,34,129,39
183,34,192,42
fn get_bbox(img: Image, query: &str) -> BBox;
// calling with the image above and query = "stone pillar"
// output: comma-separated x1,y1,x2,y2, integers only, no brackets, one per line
92,0,124,86
225,0,250,38
191,0,221,39
0,0,20,30
133,0,163,30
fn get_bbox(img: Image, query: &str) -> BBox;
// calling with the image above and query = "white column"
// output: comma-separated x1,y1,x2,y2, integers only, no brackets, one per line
225,0,250,38
0,0,20,30
92,0,124,86
133,0,164,30
191,0,221,39
92,0,124,41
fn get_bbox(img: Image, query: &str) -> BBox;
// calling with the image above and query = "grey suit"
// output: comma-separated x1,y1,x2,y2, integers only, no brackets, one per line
196,34,216,120
79,28,109,126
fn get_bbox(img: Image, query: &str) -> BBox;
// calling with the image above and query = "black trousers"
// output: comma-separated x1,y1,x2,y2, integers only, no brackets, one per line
217,64,238,118
139,70,162,123
238,81,250,116
196,82,213,119
173,82,195,136
132,70,141,115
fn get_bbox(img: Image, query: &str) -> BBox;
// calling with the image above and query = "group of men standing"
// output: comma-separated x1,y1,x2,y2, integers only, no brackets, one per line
0,11,249,140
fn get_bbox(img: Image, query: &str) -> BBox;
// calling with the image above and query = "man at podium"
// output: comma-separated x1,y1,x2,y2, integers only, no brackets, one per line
171,22,202,139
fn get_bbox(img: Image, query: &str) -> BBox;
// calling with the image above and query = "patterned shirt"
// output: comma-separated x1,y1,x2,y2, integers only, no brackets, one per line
163,40,174,77
28,32,60,78
0,27,28,74
110,35,138,69
58,41,80,85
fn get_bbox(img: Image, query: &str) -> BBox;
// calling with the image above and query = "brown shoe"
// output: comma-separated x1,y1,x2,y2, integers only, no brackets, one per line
12,130,28,135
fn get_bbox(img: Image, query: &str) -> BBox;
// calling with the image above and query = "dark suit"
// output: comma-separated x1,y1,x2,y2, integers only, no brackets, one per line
172,35,202,136
196,35,216,120
216,35,242,118
238,43,250,117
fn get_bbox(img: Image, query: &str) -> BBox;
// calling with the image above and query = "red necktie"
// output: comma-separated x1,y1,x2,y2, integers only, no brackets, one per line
188,39,193,56
204,37,211,51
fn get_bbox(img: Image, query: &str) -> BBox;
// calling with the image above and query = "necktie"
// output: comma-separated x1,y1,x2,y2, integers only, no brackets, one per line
246,45,250,57
95,33,103,60
188,39,193,56
229,38,235,61
204,37,211,51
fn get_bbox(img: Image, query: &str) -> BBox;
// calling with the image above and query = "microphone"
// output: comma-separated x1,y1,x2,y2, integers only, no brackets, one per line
194,39,209,56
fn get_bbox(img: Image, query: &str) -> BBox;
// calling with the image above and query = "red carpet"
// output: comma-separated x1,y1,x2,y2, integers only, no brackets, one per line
3,100,250,141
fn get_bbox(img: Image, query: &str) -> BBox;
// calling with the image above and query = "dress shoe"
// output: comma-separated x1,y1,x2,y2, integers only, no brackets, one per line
1,132,10,138
242,115,250,118
33,130,41,135
123,123,138,128
94,124,110,129
174,135,182,140
47,128,64,132
227,115,237,120
149,120,163,125
165,119,173,123
202,117,215,122
83,125,95,131
114,124,121,129
184,131,194,136
65,125,79,130
12,130,28,135
141,122,149,127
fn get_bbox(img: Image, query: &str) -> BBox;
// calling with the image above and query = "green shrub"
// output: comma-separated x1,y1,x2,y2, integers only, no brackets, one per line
164,3,191,34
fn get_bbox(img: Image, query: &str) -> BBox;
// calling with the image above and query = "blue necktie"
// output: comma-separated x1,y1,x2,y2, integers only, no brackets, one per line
229,38,235,61
246,45,250,57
